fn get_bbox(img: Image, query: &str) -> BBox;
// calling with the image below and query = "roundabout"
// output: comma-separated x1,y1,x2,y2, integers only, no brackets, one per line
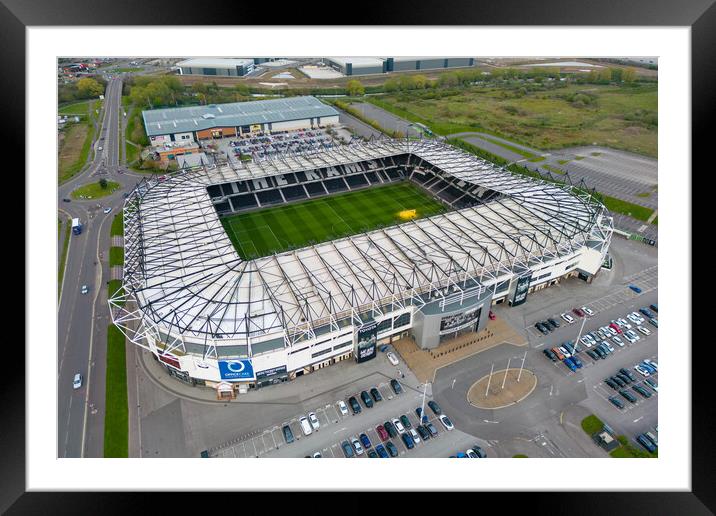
467,368,538,410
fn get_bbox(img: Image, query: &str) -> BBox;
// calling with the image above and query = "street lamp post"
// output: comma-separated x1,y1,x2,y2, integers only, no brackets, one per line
419,381,429,424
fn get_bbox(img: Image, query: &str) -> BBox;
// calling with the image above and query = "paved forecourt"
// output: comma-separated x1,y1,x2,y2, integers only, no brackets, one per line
220,182,446,259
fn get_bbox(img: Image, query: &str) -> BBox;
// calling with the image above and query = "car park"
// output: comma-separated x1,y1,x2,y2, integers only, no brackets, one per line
619,390,638,403
609,397,625,409
337,400,349,416
637,326,651,336
360,433,372,449
360,390,374,408
636,434,657,453
384,421,398,438
400,415,412,429
348,396,362,414
341,440,354,458
351,438,364,455
390,379,403,394
376,425,389,441
299,416,313,436
370,387,383,402
308,412,320,431
416,425,430,441
385,441,399,457
72,373,83,389
425,422,439,438
282,425,295,444
401,433,415,450
561,313,575,324
581,306,594,316
633,385,652,398
428,400,442,415
375,444,389,458
392,418,406,434
386,352,400,366
439,415,454,431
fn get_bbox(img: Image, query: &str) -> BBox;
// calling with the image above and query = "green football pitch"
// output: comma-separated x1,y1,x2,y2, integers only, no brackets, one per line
221,182,447,260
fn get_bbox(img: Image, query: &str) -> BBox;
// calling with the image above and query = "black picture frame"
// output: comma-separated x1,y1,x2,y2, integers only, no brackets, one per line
5,0,706,512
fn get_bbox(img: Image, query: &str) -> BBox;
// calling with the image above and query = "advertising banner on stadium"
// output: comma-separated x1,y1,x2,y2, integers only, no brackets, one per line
158,353,181,370
354,320,378,363
439,306,482,335
510,272,532,307
218,359,256,381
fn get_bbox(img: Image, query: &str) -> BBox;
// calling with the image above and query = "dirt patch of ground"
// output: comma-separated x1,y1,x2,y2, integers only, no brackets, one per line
467,368,537,409
392,316,528,384
59,123,88,177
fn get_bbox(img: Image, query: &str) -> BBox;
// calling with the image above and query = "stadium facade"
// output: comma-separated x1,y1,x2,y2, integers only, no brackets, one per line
143,96,339,147
109,138,612,395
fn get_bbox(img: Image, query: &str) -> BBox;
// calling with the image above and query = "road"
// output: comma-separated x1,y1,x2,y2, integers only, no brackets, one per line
57,75,147,458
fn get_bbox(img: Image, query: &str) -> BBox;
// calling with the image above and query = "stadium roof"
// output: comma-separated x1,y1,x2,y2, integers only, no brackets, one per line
142,96,338,137
176,58,255,68
111,139,612,351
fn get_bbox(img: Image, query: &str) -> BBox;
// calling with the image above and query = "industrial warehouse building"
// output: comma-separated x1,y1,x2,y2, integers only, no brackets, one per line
324,57,476,76
176,58,256,77
142,96,339,147
110,138,613,395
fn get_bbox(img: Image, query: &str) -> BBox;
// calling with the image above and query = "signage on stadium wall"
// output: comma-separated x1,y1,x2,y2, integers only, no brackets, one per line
256,365,288,379
510,272,532,307
354,320,378,363
218,359,256,381
439,306,482,335
158,353,181,370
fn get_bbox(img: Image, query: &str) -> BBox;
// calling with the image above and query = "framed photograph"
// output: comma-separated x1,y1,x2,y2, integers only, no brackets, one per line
8,0,707,511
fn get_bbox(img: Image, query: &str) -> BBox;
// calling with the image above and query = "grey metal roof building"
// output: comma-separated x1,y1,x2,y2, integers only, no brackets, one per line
142,96,339,137
176,58,255,76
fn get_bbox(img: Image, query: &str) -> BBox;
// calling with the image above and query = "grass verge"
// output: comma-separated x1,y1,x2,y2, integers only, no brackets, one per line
71,180,121,200
58,218,72,300
110,212,124,237
580,414,604,435
104,324,128,457
109,246,124,267
610,435,658,458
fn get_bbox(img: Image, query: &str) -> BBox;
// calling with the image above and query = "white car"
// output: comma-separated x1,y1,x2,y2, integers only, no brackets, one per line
337,400,349,416
637,326,651,336
386,352,399,366
81,285,89,295
561,313,575,324
409,428,421,444
607,327,618,336
618,318,632,329
73,373,83,389
103,207,112,214
582,306,594,316
634,365,651,377
392,418,406,434
351,438,364,456
580,336,593,348
603,341,614,353
299,416,313,436
558,346,572,358
612,336,624,347
439,414,454,431
308,412,320,431
625,330,640,341
623,333,637,344
627,313,640,324
465,449,478,458
312,452,322,458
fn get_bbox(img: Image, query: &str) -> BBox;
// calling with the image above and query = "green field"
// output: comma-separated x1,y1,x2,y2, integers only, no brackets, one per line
221,182,446,260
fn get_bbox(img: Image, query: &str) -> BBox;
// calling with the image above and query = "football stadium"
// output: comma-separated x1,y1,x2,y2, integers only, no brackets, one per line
109,137,613,394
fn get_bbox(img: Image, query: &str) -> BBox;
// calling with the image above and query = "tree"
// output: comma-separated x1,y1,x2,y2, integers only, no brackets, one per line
99,178,108,189
346,79,365,96
76,78,104,98
622,68,636,83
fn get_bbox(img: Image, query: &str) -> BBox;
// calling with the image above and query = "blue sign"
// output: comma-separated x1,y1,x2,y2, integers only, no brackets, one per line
218,359,255,381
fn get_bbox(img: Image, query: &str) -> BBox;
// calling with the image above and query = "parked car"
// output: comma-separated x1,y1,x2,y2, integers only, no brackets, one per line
637,326,651,336
563,357,577,372
337,400,349,416
415,407,428,424
593,347,606,359
562,341,575,354
428,400,442,415
545,318,559,330
535,322,550,335
425,422,439,438
367,449,378,458
392,418,406,434
62,198,71,203
416,425,430,441
439,415,454,431
282,425,295,444
580,336,593,348
636,434,657,453
308,412,320,431
611,376,626,388
558,346,572,359
551,347,565,361
572,307,585,317
390,379,403,395
649,318,658,328
608,397,625,409
312,452,322,458
633,385,652,398
360,390,374,408
586,349,600,360
360,433,372,449
376,425,389,441
488,311,496,320
401,432,415,450
634,365,651,377
409,428,421,444
341,440,354,458
103,207,112,214
471,446,487,458
543,349,558,362
561,312,575,324
612,336,624,347
628,285,642,294
604,378,618,390
375,444,389,458
644,378,658,392
384,421,398,438
639,307,654,318
619,390,638,403
644,431,658,447
351,438,364,455
644,359,658,371
370,387,383,402
620,368,637,382
465,449,478,458
386,351,400,366
616,373,632,385
348,396,362,414
649,303,658,313
581,306,594,316
385,441,399,457
72,373,83,389
299,416,313,436
571,355,583,369
400,415,412,429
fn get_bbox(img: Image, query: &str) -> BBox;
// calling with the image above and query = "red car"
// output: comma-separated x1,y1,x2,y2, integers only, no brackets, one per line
376,425,389,442
573,308,585,317
609,323,622,334
488,311,496,320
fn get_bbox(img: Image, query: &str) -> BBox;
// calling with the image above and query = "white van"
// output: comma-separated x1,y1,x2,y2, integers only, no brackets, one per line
299,416,313,436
